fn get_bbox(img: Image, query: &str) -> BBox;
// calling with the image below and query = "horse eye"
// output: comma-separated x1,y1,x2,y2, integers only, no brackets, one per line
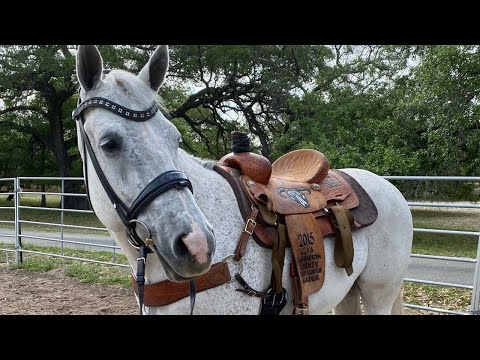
100,138,120,152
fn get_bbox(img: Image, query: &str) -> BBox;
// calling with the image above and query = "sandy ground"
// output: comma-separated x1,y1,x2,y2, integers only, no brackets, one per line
0,265,448,315
0,265,138,315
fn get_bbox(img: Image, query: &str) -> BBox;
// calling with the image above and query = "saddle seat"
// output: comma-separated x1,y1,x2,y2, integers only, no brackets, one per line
219,148,329,186
271,149,330,184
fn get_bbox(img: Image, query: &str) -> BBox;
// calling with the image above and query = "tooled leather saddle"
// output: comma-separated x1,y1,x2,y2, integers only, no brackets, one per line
213,132,378,314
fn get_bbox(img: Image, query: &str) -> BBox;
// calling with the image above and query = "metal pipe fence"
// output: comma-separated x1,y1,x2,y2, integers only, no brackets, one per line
0,177,122,267
384,176,480,315
0,175,479,314
0,178,16,263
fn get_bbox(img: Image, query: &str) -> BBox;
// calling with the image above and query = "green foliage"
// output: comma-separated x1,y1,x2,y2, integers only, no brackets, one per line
397,45,480,176
167,45,334,159
0,44,479,189
0,45,153,179
273,88,420,175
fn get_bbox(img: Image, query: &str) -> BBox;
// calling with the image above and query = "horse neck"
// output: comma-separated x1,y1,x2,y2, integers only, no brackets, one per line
177,148,229,208
120,149,245,291
177,149,245,262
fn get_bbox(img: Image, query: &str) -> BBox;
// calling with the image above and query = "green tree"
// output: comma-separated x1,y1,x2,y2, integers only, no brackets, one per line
271,45,418,173
397,45,480,176
0,46,77,178
3,44,477,203
165,45,333,160
0,45,152,207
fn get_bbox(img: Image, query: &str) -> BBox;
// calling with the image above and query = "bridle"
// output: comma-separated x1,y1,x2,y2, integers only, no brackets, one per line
72,84,196,315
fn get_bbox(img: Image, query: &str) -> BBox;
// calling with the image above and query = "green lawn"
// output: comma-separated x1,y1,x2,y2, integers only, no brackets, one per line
403,282,471,315
0,243,131,288
0,193,105,234
411,207,479,258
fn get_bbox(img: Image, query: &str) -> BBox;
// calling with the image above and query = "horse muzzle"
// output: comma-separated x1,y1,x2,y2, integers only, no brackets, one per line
154,221,215,282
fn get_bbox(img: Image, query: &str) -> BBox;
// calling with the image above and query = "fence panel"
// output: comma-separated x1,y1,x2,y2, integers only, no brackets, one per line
1,176,479,313
2,177,126,268
0,178,16,263
384,176,480,315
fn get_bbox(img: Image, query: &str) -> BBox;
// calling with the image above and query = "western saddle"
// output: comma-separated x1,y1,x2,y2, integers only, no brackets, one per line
213,132,378,314
131,132,378,315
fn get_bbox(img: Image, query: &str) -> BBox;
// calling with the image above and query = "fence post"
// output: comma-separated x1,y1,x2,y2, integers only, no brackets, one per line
470,234,480,314
14,177,22,264
61,179,65,255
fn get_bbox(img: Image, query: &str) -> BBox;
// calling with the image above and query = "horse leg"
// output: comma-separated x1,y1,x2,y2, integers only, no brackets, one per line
356,277,405,314
391,287,404,315
332,282,362,315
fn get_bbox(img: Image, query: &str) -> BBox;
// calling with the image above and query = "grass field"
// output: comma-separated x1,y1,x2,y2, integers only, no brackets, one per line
411,207,479,258
0,193,105,234
1,193,478,314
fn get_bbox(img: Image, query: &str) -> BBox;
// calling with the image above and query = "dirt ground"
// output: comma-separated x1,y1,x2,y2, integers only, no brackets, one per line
0,265,139,315
0,265,444,315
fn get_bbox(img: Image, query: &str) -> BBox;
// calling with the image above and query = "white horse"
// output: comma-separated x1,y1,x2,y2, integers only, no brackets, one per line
74,45,413,315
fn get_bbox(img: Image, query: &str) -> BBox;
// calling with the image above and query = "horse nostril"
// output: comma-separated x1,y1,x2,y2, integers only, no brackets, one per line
180,230,211,264
173,234,190,257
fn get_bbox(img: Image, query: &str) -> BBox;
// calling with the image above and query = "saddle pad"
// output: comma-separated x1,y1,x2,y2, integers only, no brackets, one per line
335,170,378,229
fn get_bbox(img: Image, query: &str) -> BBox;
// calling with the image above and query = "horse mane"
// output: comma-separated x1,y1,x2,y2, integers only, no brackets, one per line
105,69,169,116
178,148,217,170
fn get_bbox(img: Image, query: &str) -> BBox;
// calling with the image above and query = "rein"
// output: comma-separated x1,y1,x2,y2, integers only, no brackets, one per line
72,95,195,315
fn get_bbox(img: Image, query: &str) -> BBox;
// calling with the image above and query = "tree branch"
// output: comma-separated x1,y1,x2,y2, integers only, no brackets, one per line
0,120,52,148
0,105,48,118
169,82,254,119
60,45,73,59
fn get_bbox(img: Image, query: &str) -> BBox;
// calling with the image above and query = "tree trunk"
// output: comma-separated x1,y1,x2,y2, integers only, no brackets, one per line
40,147,46,207
40,183,46,207
49,103,89,210
64,181,90,210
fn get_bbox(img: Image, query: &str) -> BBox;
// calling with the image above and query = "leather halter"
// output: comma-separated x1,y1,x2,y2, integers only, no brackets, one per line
72,89,194,314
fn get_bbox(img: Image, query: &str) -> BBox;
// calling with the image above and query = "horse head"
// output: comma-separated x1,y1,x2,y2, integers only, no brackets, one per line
74,45,215,282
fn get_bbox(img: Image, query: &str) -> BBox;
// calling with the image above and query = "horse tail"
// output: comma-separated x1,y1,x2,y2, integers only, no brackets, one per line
332,282,362,315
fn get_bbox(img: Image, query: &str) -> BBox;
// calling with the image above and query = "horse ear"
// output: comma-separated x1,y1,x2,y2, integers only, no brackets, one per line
76,45,103,91
138,45,169,92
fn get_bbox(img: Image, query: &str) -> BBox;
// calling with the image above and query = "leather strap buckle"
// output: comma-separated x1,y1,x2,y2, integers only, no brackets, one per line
244,218,257,235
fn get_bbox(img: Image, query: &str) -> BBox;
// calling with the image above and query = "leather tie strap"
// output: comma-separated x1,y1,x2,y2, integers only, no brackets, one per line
136,244,151,315
235,273,269,298
233,206,259,261
290,262,309,315
189,279,196,315
328,205,355,276
271,221,287,294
